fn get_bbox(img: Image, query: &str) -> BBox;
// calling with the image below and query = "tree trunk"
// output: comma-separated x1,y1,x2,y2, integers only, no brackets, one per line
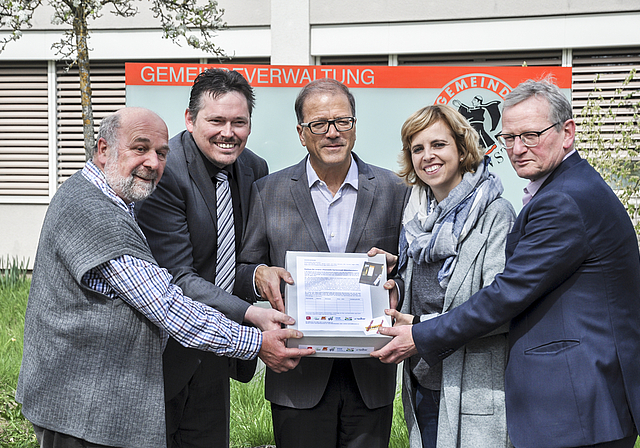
73,4,95,161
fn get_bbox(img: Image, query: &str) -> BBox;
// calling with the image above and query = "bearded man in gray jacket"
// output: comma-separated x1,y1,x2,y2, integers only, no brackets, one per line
16,107,313,448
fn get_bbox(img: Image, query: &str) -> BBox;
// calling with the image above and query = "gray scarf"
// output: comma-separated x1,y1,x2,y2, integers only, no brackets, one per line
399,157,504,288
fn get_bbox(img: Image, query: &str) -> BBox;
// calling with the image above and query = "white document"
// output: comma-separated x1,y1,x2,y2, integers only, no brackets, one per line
296,255,373,331
284,251,392,357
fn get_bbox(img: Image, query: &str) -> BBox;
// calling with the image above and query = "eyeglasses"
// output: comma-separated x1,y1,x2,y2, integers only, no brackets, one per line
496,122,562,149
300,117,356,135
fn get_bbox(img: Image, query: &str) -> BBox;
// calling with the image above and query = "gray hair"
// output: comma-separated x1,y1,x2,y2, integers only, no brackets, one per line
294,78,356,124
93,112,121,155
504,78,573,131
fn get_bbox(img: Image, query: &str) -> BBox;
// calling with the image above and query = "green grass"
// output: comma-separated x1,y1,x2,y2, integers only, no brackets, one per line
0,261,408,447
0,262,637,448
0,261,36,447
230,370,276,447
0,257,29,290
229,370,408,448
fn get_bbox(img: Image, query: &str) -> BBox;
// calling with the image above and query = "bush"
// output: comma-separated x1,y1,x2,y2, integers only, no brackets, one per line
577,68,640,232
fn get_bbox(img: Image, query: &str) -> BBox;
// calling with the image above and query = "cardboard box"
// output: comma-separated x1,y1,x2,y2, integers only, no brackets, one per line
284,251,392,358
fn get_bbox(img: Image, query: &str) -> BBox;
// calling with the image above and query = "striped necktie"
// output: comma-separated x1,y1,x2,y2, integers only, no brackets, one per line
215,171,235,293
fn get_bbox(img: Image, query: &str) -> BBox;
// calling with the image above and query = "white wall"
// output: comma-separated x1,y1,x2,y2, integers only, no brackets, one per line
0,205,47,268
309,0,640,24
1,0,639,266
311,12,640,56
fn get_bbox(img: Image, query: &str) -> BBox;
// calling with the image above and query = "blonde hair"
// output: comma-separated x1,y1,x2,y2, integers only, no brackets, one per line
398,104,483,187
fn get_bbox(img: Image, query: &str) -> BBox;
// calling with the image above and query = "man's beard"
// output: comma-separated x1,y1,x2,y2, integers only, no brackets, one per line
104,152,158,203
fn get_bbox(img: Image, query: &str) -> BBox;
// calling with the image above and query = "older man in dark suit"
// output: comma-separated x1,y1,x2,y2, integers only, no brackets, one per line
137,69,310,448
235,78,409,448
372,79,640,448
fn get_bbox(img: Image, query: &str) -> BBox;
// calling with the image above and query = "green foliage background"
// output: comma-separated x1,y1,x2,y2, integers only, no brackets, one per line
577,69,640,233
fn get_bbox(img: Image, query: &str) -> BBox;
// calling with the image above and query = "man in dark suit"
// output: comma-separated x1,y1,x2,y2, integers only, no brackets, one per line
235,78,409,448
137,69,310,448
372,79,640,448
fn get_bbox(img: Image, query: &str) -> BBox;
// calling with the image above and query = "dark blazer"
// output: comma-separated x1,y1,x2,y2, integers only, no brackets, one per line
412,152,640,448
137,130,268,398
236,153,410,409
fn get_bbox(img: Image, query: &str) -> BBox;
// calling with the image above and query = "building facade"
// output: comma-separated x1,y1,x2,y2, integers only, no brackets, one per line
1,0,639,265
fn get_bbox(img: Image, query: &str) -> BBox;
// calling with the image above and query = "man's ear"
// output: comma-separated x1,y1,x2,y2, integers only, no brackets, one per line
95,138,109,169
297,124,306,147
185,108,194,133
562,119,576,150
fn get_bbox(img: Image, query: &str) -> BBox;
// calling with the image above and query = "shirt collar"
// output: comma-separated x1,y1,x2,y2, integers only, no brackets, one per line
82,160,136,218
199,149,234,181
306,155,358,191
524,149,576,201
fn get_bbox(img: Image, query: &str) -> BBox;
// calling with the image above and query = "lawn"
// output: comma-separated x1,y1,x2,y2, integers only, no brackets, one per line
0,263,408,447
0,259,33,447
1,261,638,448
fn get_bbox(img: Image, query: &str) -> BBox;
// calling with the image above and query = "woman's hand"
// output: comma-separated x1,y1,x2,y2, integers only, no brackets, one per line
385,308,415,326
367,247,398,274
381,278,399,310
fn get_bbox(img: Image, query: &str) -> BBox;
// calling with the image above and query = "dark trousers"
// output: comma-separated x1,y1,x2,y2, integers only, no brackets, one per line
271,359,393,448
165,354,230,448
415,384,440,448
32,424,114,448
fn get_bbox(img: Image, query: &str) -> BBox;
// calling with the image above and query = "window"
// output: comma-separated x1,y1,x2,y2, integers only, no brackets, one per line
0,62,50,199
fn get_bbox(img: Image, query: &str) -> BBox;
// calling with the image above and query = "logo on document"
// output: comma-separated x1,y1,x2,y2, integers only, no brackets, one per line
435,74,513,163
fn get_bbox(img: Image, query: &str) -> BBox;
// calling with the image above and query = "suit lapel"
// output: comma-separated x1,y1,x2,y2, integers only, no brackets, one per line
234,154,255,229
346,155,374,253
516,152,582,230
538,151,581,194
183,133,218,229
510,152,583,259
290,158,330,252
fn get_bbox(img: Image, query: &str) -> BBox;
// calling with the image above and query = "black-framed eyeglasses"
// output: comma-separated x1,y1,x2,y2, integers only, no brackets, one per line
496,122,562,149
300,117,356,135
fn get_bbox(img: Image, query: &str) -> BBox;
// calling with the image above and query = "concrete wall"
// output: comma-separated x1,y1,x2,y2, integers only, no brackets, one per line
4,1,639,61
21,0,640,29
1,0,639,266
309,0,640,23
20,0,271,30
0,205,47,268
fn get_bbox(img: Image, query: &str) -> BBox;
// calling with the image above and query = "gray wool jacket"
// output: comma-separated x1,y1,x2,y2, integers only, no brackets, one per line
401,197,516,448
16,171,166,447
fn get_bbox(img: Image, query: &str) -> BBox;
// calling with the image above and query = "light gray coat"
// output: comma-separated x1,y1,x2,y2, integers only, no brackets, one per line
401,197,515,448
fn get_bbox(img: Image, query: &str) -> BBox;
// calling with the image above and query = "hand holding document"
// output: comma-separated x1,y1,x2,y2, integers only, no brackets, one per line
367,247,398,274
370,325,418,364
259,328,316,373
284,251,394,357
384,308,414,326
254,265,293,313
244,305,295,331
367,247,400,308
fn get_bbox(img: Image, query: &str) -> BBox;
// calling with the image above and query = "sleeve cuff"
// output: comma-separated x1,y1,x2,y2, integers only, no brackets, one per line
252,264,268,298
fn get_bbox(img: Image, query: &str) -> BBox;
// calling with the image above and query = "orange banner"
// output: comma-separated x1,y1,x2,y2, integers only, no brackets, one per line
125,63,572,90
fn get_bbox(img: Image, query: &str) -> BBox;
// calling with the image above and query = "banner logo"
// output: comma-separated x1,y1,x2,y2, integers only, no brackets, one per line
435,74,512,160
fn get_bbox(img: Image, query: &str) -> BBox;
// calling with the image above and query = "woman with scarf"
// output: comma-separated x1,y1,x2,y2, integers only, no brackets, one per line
381,104,516,448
